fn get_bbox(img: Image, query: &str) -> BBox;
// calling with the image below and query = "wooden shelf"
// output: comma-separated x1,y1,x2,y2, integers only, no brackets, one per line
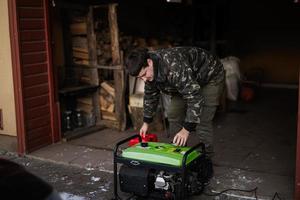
59,84,99,97
60,4,126,135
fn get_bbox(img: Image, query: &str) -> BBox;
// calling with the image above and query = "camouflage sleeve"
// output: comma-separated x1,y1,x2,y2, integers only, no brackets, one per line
170,65,204,127
143,81,160,123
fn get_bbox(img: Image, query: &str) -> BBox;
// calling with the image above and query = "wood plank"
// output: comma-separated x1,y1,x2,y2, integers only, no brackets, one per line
106,104,114,113
26,135,52,153
17,0,43,7
26,125,51,141
21,41,46,53
22,52,47,65
25,105,50,120
109,4,126,130
80,76,92,84
73,59,89,66
23,63,47,75
100,81,115,97
77,96,93,105
20,19,45,30
73,51,89,60
86,6,100,123
18,7,44,18
21,30,45,41
99,95,108,109
23,73,48,87
26,115,50,130
101,111,117,121
24,84,49,98
73,47,88,54
87,7,97,68
24,95,49,109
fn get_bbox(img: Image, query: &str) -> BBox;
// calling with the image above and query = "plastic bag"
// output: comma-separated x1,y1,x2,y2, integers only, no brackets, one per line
220,56,241,101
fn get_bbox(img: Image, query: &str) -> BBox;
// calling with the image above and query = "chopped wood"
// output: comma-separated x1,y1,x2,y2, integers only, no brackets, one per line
73,59,89,66
73,51,89,60
73,47,89,54
99,89,114,102
99,95,108,109
101,111,117,121
100,81,115,97
99,94,115,112
80,76,92,84
70,22,87,35
106,104,114,113
77,96,93,105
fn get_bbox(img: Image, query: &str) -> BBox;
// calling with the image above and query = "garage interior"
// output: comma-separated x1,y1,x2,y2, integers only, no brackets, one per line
45,0,300,199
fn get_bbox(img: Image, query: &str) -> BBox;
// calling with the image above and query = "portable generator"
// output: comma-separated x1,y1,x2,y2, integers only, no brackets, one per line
113,135,213,200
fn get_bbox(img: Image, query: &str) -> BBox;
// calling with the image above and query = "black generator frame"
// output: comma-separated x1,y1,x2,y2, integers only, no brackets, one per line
113,134,206,200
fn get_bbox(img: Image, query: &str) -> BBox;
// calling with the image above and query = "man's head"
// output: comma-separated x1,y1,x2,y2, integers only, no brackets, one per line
125,48,154,82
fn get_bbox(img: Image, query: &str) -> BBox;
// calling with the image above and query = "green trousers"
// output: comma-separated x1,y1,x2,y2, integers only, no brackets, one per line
167,80,224,151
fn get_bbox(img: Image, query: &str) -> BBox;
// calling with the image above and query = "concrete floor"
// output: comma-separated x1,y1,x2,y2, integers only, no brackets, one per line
30,88,297,200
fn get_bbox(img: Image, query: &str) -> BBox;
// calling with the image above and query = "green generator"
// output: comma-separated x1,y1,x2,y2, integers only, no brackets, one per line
113,135,213,200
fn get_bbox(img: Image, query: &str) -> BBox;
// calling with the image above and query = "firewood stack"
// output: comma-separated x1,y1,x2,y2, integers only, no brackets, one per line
99,81,116,121
68,10,180,127
70,15,89,66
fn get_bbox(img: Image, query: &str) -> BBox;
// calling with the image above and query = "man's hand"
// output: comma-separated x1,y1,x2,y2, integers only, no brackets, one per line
139,122,149,137
173,128,189,146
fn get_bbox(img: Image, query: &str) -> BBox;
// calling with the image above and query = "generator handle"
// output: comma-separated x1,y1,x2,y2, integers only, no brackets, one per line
114,134,142,156
181,142,205,198
182,142,205,167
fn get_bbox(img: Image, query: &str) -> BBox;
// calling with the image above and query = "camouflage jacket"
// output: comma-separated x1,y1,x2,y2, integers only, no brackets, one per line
143,47,225,131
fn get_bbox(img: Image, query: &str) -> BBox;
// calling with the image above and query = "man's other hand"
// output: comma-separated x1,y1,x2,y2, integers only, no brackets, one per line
139,122,149,137
173,128,189,146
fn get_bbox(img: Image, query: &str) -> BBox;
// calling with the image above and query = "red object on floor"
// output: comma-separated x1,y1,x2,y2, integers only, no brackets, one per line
241,86,255,102
129,133,158,146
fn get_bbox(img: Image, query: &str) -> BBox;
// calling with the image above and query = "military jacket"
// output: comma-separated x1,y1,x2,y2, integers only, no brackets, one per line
143,47,225,131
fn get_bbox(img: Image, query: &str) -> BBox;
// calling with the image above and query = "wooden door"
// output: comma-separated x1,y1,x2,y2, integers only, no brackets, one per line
8,0,59,153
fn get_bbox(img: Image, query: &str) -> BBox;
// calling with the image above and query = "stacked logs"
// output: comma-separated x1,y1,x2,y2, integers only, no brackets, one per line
99,81,116,121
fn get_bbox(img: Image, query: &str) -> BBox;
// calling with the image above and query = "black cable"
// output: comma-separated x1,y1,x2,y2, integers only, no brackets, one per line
203,187,258,200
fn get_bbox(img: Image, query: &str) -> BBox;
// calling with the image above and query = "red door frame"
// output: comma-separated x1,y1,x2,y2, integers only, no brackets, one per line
44,0,60,143
8,0,26,154
7,0,60,154
296,71,300,199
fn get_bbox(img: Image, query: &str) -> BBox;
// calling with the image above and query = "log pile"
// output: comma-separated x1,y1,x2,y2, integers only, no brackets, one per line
70,15,177,67
99,81,116,121
69,14,90,66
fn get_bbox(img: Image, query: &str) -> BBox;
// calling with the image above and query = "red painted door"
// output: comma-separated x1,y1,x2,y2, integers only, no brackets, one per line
10,0,59,153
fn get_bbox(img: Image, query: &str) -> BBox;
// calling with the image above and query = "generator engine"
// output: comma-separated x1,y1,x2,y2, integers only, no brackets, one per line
117,141,212,200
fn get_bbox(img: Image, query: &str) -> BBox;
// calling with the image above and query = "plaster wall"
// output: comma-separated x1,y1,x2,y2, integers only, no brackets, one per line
0,0,17,136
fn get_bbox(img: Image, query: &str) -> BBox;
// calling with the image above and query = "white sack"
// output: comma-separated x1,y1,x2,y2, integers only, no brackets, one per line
221,56,241,101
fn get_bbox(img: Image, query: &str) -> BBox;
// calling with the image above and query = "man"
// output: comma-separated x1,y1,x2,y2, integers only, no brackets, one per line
125,47,225,149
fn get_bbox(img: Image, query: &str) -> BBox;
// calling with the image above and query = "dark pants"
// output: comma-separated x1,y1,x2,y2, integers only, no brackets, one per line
167,79,225,151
